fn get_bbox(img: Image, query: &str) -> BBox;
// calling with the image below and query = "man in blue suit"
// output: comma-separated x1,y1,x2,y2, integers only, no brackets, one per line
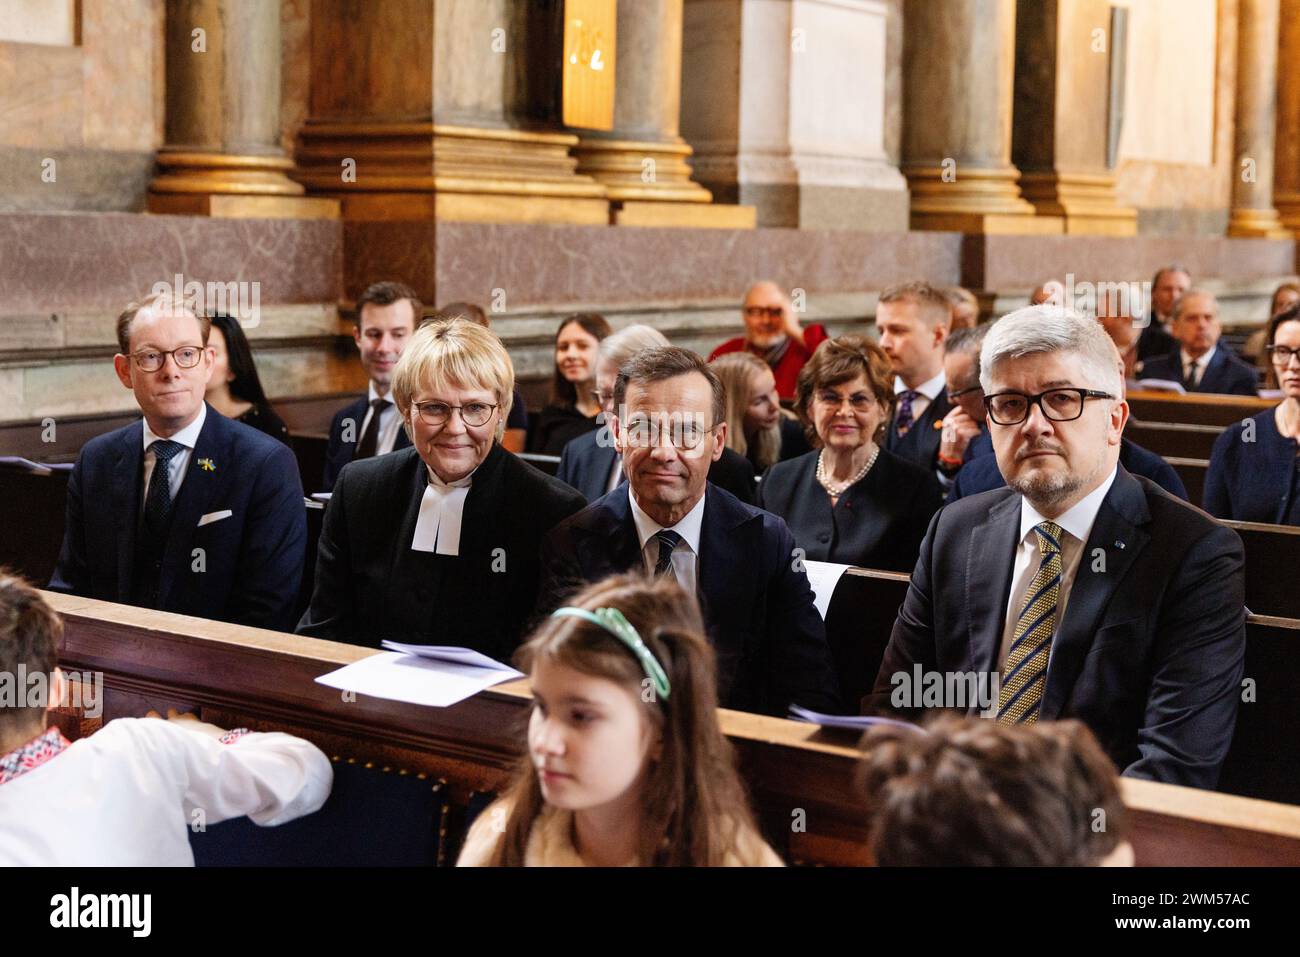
870,307,1245,790
321,281,418,491
1139,289,1258,396
49,294,306,632
540,347,840,716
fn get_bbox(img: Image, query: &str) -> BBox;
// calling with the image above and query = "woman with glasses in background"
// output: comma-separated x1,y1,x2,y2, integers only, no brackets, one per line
757,336,943,572
297,318,587,654
1205,304,1300,526
204,314,290,444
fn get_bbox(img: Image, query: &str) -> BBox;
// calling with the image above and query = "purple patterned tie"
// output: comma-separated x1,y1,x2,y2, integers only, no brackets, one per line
895,390,920,437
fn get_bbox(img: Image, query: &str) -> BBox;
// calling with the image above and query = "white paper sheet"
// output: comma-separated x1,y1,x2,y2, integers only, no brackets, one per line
381,641,521,674
802,560,851,619
1135,379,1186,394
788,705,920,732
315,651,522,708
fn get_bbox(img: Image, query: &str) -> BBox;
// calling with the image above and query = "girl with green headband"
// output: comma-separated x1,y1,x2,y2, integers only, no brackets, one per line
457,572,782,867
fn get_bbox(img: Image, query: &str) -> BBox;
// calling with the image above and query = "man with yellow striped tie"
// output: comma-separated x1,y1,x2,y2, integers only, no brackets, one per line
867,306,1246,791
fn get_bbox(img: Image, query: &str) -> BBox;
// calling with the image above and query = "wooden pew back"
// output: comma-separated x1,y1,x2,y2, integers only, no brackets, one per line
45,594,1300,865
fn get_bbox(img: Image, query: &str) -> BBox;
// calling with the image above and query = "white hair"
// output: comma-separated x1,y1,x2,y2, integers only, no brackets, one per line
980,306,1123,399
599,323,671,369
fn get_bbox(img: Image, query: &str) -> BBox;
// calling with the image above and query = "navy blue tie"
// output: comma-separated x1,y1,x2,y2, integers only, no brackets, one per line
652,530,683,578
144,440,184,538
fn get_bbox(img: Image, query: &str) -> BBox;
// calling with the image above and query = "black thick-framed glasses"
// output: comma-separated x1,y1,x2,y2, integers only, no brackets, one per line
983,388,1115,425
413,401,498,427
1266,344,1300,366
130,346,204,372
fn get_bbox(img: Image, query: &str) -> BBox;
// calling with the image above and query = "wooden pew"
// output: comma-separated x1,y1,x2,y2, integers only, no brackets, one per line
1166,456,1208,505
1127,390,1273,428
45,593,1300,865
1225,520,1300,619
1125,419,1224,460
0,467,70,584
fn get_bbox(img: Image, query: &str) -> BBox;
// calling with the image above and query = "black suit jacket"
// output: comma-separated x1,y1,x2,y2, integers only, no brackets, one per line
1140,349,1258,396
1136,319,1177,362
322,394,413,492
49,405,307,632
556,428,756,504
298,443,586,659
757,449,942,572
538,484,841,716
885,390,952,470
869,467,1245,789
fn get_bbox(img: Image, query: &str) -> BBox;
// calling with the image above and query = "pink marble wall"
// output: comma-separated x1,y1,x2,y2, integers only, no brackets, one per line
0,212,341,312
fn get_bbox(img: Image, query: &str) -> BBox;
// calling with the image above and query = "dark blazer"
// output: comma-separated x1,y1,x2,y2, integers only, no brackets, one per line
886,390,952,471
869,467,1246,789
1204,409,1299,524
49,405,307,632
322,394,412,492
777,416,812,463
1140,348,1259,396
298,443,586,659
1136,320,1177,363
556,429,756,504
757,449,943,572
538,484,841,716
948,437,1188,503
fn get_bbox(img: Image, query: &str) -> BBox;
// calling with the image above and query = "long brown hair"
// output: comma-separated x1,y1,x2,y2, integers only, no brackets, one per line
549,313,612,408
710,352,782,470
489,573,763,866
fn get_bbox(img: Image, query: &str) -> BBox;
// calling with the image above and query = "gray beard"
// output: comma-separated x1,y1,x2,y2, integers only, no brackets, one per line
1008,457,1103,513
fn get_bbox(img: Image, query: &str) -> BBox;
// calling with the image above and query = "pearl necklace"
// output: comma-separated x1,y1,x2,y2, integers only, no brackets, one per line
816,446,880,497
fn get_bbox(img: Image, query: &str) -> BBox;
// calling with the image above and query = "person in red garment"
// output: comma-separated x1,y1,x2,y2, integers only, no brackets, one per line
709,281,828,401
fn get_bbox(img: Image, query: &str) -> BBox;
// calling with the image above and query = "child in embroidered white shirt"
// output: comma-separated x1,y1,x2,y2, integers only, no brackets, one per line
458,572,783,866
0,572,332,866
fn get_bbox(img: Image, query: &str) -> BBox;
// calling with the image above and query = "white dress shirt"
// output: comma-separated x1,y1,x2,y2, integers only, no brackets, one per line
359,381,403,456
0,718,331,866
893,369,947,424
1180,345,1216,387
141,403,207,508
997,467,1118,671
411,466,475,556
628,486,707,595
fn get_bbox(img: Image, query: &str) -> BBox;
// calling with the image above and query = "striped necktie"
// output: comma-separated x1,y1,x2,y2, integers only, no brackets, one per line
997,521,1063,725
652,529,683,578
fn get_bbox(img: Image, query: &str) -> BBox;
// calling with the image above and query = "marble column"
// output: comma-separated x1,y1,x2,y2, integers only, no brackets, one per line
680,0,907,231
1270,0,1300,230
148,0,336,218
293,0,608,224
901,0,1054,234
1227,0,1291,237
1011,0,1136,235
572,0,748,226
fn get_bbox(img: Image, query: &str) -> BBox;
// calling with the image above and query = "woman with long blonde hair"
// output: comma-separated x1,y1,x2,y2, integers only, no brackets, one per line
710,352,806,474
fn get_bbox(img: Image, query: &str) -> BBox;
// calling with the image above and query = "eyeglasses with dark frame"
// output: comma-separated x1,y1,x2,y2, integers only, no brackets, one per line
814,390,876,413
983,387,1116,426
946,384,983,402
129,346,205,373
1266,344,1300,366
413,401,498,427
744,305,784,320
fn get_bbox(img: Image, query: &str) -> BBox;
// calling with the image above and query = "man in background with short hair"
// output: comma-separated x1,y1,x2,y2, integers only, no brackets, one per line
1139,289,1258,396
322,281,420,491
876,281,952,472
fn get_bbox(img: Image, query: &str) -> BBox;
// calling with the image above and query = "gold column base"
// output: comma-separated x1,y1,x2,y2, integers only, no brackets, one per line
1017,170,1138,236
573,136,712,203
614,201,756,228
1275,190,1300,232
904,164,1061,234
293,122,610,223
148,150,338,218
1227,204,1294,238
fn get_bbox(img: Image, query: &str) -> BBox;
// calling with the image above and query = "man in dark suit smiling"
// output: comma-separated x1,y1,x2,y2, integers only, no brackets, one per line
49,293,306,632
870,306,1245,790
541,347,840,716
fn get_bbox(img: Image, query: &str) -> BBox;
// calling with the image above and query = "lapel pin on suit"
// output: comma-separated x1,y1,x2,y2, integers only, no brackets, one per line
198,458,216,472
1113,540,1125,550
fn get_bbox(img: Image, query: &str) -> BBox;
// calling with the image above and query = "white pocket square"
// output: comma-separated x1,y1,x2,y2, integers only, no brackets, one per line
197,509,233,527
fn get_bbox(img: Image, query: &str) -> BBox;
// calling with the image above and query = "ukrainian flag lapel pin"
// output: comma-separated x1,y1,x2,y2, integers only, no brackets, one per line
198,458,216,473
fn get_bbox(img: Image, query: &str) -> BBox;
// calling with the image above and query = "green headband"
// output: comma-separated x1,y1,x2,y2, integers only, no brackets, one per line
550,606,671,701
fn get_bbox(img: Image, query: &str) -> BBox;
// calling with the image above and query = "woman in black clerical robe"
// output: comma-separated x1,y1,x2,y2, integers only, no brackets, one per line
297,318,586,660
757,336,942,573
